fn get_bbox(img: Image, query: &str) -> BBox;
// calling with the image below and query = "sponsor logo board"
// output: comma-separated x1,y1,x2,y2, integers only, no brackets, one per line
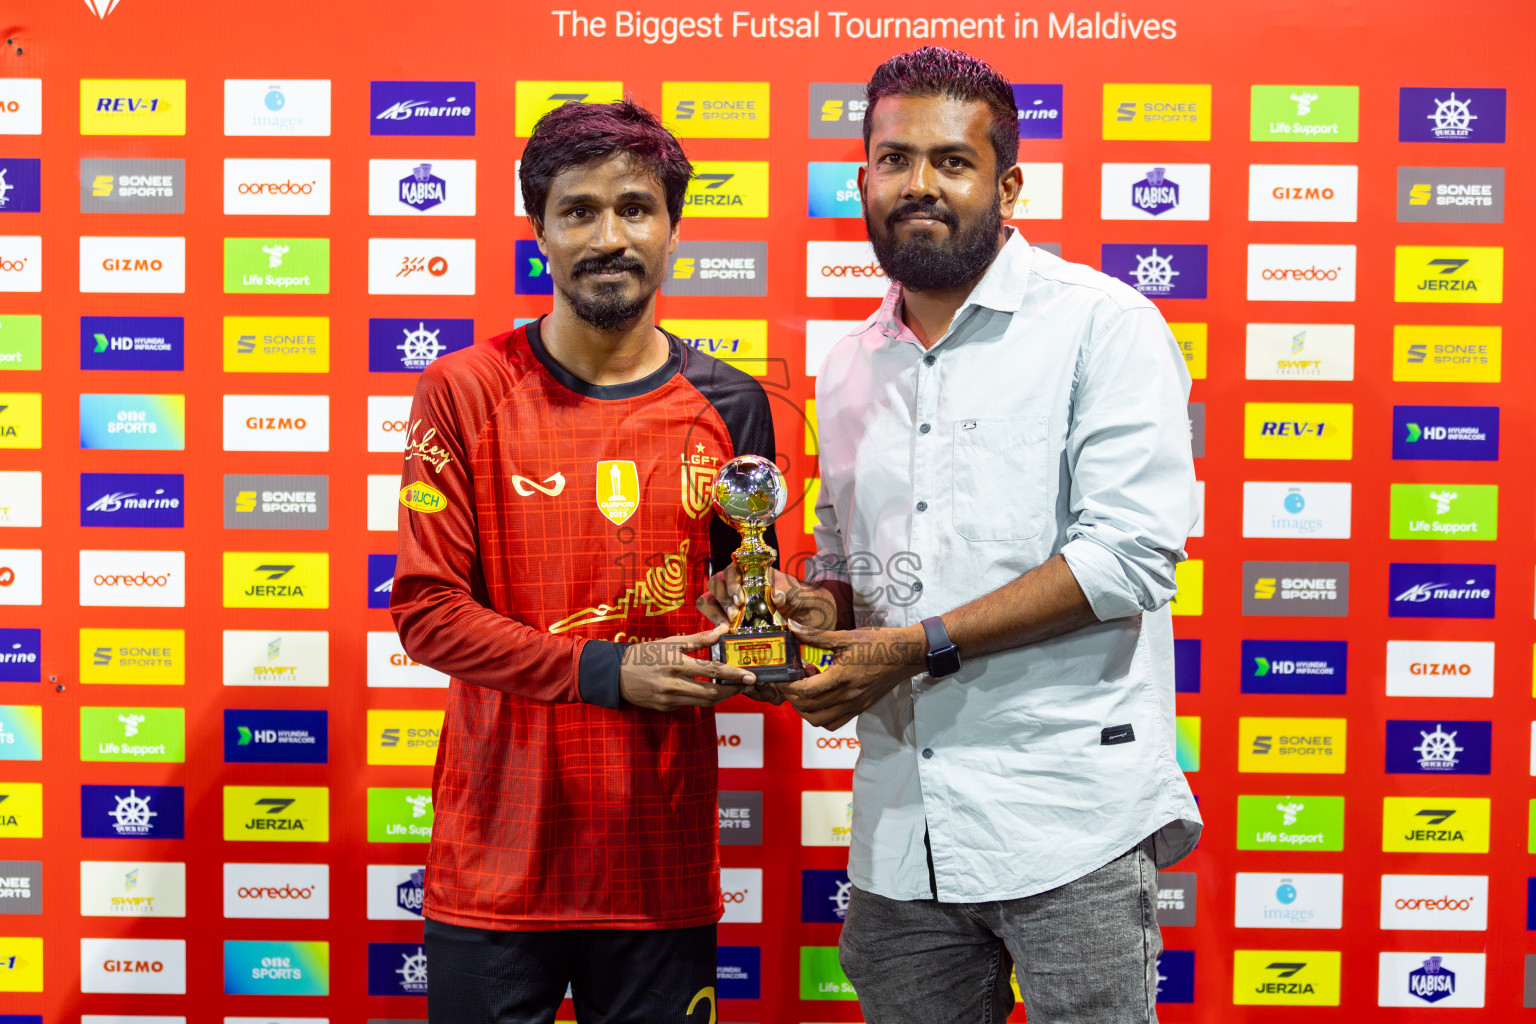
1385,640,1493,697
1238,718,1346,773
224,939,329,995
1247,244,1356,301
1389,563,1494,619
81,784,184,839
366,787,434,843
1250,86,1359,141
368,237,475,295
1247,164,1358,222
222,552,329,609
224,474,328,530
1102,84,1211,141
80,79,187,136
222,786,329,842
1101,243,1207,299
1381,875,1487,931
222,395,330,452
1100,163,1210,220
224,709,327,764
1399,87,1504,143
1393,324,1499,382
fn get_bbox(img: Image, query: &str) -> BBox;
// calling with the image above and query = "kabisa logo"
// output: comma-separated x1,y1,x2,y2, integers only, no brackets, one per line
663,242,767,297
0,628,41,683
1399,87,1505,143
80,316,184,371
80,79,187,136
1132,167,1180,215
801,869,853,923
223,785,330,842
80,473,184,529
82,784,185,839
1398,167,1504,224
806,162,864,218
1383,798,1490,852
368,553,397,609
662,82,769,139
685,161,769,217
367,943,428,996
513,239,552,295
1012,83,1063,138
222,552,329,608
808,83,867,138
0,160,41,213
1101,244,1208,298
398,868,425,916
1385,720,1490,775
224,709,328,765
398,163,445,211
370,82,476,136
1393,405,1498,461
1408,957,1456,1003
368,318,473,372
513,81,624,136
1394,246,1503,304
224,80,332,136
1388,563,1494,619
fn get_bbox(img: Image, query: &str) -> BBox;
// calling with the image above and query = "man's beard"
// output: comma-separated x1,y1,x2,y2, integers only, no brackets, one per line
866,199,1003,292
561,253,659,331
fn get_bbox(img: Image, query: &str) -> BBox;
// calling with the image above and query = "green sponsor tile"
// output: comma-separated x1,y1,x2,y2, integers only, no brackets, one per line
224,238,330,294
0,315,42,370
367,786,434,843
1388,483,1497,541
800,945,859,1000
1236,794,1343,851
1250,85,1359,141
80,706,185,762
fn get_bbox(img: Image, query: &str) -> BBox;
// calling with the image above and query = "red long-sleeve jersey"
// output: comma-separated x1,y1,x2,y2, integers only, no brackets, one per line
391,318,776,930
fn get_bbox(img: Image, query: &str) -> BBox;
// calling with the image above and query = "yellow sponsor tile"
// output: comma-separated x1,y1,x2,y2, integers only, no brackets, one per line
366,709,444,766
661,319,768,376
1244,403,1353,460
514,81,624,136
1170,559,1203,616
1233,949,1340,1006
223,784,329,842
1382,796,1489,853
0,935,43,991
683,161,769,218
80,79,186,135
1102,84,1211,141
1238,717,1347,773
1168,322,1206,379
0,392,42,449
222,552,329,609
0,781,42,838
78,628,185,685
222,316,330,373
1394,245,1502,303
1392,324,1500,382
662,82,769,138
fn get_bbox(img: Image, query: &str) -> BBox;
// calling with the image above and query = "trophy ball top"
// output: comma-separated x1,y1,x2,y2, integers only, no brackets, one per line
712,455,788,526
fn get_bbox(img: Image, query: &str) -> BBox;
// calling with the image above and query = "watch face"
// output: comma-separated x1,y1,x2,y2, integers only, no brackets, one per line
929,646,961,677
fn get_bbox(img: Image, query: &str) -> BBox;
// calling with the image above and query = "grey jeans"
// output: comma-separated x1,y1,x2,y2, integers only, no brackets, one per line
839,841,1163,1024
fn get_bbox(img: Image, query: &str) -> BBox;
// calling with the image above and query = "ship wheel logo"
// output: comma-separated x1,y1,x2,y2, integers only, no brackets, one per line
397,947,429,991
1130,248,1179,294
1413,724,1464,771
110,789,158,833
398,322,446,368
1427,93,1477,138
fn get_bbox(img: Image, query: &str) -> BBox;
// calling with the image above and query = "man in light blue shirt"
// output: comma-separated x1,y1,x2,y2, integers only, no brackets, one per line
706,47,1201,1023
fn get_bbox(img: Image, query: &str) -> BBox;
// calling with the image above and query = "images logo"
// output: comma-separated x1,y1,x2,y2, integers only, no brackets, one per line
1388,563,1494,619
1394,324,1500,383
367,787,434,843
807,83,867,137
1241,481,1351,539
224,709,327,764
663,242,767,297
1383,798,1489,853
223,786,329,842
367,710,443,766
0,315,41,371
1247,165,1359,222
1385,640,1493,698
367,158,476,217
371,81,476,136
222,552,329,609
224,474,328,531
663,82,768,138
80,158,183,214
224,79,332,136
1233,950,1341,1006
685,161,769,217
82,784,185,839
80,79,186,135
661,318,769,377
1233,872,1344,929
368,237,475,295
1013,83,1064,139
1400,405,1492,460
1398,167,1504,223
222,394,331,452
224,939,330,995
80,316,183,372
1394,245,1502,303
0,629,41,684
78,236,183,293
79,394,185,451
222,630,328,688
1238,718,1346,774
1247,244,1356,301
80,627,183,686
1250,85,1359,141
1385,720,1490,775
1100,164,1211,221
1242,562,1349,617
80,473,184,529
1101,244,1208,298
368,318,474,371
513,81,622,136
223,238,329,294
1102,84,1211,140
1399,87,1505,143
1389,483,1496,540
1244,403,1353,460
368,942,428,996
80,706,185,763
0,160,40,213
79,549,185,608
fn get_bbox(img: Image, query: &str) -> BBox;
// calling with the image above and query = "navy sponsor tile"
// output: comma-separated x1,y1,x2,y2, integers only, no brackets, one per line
224,709,328,764
368,318,474,372
367,941,429,996
1528,878,1536,930
80,316,184,371
513,239,553,295
716,945,760,999
1240,639,1347,695
370,81,476,136
80,473,185,528
81,783,184,839
0,628,41,683
1102,244,1207,300
1388,563,1495,619
369,553,397,609
1399,87,1505,143
1012,84,1063,139
1392,405,1498,461
0,159,42,212
1384,720,1491,775
1155,949,1194,1003
801,868,852,923
1174,638,1200,693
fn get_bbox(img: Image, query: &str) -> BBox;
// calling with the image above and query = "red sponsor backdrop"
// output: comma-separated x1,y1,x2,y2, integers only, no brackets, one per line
2,0,1534,1020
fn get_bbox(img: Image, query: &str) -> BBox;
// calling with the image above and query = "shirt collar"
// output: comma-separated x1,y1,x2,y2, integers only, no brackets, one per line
872,228,1033,347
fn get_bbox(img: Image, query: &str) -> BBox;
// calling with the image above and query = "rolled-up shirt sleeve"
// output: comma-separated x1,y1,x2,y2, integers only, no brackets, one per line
1060,304,1195,621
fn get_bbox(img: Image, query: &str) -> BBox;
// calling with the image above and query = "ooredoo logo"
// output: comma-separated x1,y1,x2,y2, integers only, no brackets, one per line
806,241,888,298
224,159,331,215
720,867,763,923
0,236,41,292
79,550,186,608
1247,244,1356,302
368,396,415,452
1380,875,1487,930
1262,265,1340,281
802,717,860,768
224,862,329,919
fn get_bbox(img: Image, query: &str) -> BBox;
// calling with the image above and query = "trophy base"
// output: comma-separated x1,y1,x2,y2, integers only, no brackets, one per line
715,631,804,684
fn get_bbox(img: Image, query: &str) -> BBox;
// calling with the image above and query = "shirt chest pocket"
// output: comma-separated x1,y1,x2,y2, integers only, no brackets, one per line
950,414,1051,542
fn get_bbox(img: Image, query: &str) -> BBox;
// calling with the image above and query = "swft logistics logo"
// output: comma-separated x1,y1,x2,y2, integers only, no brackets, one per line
1384,719,1491,775
1243,562,1349,618
80,315,184,371
80,859,188,917
1233,950,1341,1006
1389,483,1497,541
1388,563,1495,619
79,628,183,686
514,81,621,136
661,318,768,377
1244,403,1353,460
223,316,329,373
0,782,42,838
224,939,329,996
79,158,183,214
1393,324,1499,383
1101,244,1207,299
1392,405,1497,461
1383,798,1489,853
367,709,443,766
367,787,434,842
223,238,329,294
685,162,768,217
0,470,41,528
1102,84,1210,140
222,553,329,609
1398,167,1504,223
1239,718,1345,773
79,394,185,451
222,630,329,688
80,706,185,763
0,315,41,371
371,81,476,136
807,83,867,138
1399,87,1505,143
223,786,329,842
80,79,186,135
1250,85,1359,141
1394,246,1502,303
663,82,768,138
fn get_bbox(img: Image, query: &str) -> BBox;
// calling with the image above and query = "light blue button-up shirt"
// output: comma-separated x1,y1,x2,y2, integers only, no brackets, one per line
811,230,1202,902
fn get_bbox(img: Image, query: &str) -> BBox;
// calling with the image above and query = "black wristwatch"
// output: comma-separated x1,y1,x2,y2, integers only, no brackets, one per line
921,616,962,678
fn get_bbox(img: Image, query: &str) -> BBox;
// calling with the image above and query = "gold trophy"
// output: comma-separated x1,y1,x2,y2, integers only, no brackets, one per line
711,454,804,683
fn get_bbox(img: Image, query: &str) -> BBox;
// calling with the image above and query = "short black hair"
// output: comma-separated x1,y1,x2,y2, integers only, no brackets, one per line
863,47,1019,177
519,98,693,228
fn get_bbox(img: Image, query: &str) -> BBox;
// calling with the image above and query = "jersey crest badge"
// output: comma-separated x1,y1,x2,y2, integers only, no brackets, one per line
596,460,639,525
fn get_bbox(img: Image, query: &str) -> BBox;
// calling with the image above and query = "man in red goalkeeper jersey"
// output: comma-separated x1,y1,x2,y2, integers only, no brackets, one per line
391,99,774,1024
